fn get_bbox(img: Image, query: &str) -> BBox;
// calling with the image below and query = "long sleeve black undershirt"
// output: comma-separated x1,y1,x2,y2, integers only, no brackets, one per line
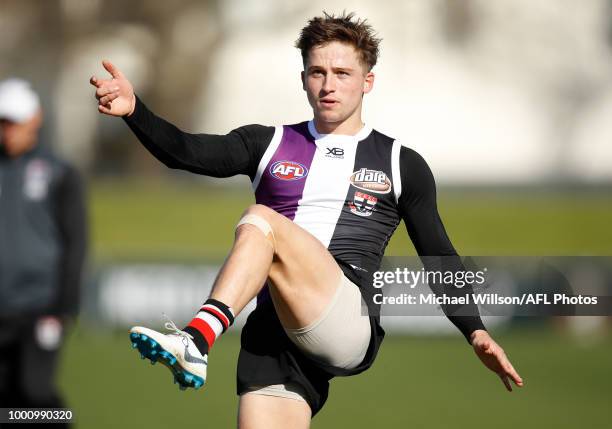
398,147,486,342
123,96,273,180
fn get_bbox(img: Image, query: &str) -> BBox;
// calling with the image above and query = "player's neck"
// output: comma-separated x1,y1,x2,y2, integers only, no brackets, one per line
312,116,365,136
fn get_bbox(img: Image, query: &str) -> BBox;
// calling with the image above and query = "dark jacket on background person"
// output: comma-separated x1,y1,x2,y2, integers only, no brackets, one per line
0,143,87,320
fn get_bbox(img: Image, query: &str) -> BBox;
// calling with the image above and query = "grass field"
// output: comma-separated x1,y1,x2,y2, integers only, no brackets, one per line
59,327,612,429
90,180,612,259
56,180,612,428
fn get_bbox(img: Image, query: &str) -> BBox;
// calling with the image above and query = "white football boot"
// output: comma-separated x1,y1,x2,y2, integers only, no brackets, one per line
129,318,207,390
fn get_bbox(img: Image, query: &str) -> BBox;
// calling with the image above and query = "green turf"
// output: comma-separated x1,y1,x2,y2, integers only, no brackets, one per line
90,179,254,262
58,327,612,428
90,180,612,260
69,180,612,427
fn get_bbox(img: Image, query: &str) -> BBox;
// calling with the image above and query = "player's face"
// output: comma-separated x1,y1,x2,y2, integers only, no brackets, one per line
302,41,374,134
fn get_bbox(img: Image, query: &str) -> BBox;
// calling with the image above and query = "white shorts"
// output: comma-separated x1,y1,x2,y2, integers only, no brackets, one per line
243,275,371,402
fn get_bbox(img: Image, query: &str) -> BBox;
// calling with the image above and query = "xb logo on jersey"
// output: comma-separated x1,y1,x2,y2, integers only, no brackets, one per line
325,147,344,159
270,160,309,181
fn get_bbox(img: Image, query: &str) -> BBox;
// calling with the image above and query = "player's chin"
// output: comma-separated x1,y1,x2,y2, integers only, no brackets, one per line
314,109,343,123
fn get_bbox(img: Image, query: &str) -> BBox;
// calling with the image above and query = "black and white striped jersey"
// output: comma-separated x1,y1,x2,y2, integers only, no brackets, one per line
124,96,485,341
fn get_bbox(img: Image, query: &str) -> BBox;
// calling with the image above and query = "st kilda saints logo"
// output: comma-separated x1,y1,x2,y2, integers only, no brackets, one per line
348,191,378,217
270,160,308,181
349,168,391,194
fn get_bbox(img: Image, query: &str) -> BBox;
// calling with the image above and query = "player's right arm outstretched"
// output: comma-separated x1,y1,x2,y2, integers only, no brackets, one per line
90,60,272,179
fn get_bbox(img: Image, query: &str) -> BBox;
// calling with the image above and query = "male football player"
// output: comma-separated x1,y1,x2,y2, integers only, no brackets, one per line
90,12,522,429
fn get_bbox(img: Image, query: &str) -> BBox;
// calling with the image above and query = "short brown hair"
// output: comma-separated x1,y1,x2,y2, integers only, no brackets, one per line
295,11,381,72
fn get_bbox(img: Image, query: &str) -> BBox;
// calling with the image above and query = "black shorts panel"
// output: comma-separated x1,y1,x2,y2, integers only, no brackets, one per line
236,296,385,416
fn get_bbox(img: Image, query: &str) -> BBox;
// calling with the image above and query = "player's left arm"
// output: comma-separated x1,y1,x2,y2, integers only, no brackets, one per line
470,329,523,391
397,146,523,391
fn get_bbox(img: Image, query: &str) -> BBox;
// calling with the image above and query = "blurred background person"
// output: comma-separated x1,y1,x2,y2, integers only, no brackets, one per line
0,78,87,417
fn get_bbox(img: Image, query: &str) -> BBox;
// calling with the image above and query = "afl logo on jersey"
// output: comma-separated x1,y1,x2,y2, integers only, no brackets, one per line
349,168,391,194
270,160,309,181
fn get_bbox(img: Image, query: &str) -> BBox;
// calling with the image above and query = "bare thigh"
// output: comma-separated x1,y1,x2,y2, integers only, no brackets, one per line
241,204,343,330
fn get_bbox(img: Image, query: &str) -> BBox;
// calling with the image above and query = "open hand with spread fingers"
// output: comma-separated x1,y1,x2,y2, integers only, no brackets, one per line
90,60,136,117
470,330,524,392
